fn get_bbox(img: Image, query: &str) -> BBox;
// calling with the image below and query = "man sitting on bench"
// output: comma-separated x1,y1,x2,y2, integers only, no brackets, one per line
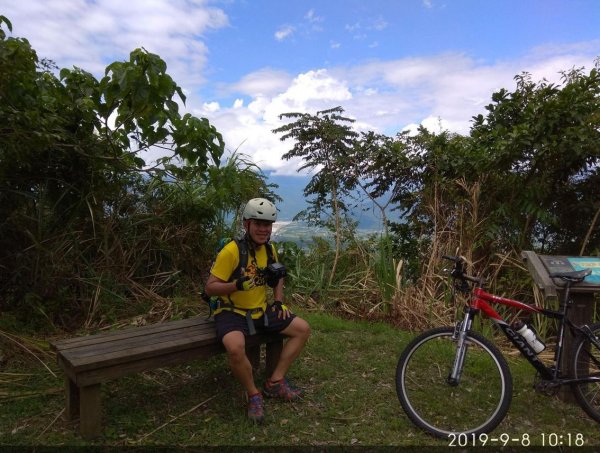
204,198,311,424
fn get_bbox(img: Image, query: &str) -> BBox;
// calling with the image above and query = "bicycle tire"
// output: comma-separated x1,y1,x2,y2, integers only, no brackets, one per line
571,322,600,422
396,326,513,438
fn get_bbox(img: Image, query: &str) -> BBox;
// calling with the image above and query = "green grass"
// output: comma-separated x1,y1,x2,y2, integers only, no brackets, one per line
1,311,600,447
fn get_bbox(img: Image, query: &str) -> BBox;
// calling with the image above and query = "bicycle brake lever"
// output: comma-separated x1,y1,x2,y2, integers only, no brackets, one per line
450,267,465,279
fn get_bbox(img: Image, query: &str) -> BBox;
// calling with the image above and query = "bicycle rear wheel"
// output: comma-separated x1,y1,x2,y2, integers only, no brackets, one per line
396,326,513,438
571,322,600,422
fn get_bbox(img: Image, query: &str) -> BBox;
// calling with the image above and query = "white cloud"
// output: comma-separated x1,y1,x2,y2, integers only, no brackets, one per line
305,9,324,23
202,101,220,113
232,69,293,97
3,0,228,89
369,17,388,31
3,1,599,177
199,46,599,175
199,69,355,175
274,25,294,41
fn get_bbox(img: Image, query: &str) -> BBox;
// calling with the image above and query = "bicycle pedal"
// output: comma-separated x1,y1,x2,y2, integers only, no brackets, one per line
533,379,559,395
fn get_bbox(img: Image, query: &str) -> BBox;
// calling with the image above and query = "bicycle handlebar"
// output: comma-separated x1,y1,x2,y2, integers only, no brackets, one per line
442,255,484,286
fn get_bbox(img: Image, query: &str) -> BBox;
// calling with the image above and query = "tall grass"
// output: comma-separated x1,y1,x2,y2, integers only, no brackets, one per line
284,178,555,336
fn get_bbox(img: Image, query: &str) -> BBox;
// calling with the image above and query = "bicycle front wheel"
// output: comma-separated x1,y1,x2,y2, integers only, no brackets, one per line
396,326,513,438
571,322,600,422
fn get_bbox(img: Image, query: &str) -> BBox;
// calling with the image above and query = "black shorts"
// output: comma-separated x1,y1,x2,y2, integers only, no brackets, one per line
214,304,296,342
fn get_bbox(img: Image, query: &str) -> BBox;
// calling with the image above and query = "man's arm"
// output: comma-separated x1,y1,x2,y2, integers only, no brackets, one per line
273,277,284,301
204,274,236,297
272,277,294,319
205,271,255,296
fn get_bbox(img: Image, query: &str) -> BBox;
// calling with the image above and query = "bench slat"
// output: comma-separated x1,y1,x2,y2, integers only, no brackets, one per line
60,323,216,361
50,317,211,351
60,331,218,371
61,342,227,386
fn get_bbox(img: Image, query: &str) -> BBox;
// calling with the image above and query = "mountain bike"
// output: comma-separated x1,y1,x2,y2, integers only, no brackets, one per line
395,255,598,438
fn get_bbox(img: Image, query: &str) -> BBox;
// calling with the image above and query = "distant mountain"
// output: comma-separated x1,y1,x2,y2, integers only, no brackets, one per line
272,220,383,248
267,173,309,221
266,173,395,229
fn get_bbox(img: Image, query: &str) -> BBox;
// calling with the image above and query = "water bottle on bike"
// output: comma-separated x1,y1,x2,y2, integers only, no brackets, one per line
513,320,546,354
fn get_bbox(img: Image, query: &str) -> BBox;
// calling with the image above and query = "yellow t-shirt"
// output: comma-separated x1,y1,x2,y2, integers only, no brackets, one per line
210,240,277,317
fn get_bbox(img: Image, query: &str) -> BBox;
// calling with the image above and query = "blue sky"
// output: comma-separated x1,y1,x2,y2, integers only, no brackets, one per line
2,0,600,179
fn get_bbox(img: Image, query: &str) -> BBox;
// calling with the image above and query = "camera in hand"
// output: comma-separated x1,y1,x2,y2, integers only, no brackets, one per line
259,262,287,287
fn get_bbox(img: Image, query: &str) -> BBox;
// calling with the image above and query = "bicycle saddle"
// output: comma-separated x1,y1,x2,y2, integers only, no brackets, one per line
549,268,592,283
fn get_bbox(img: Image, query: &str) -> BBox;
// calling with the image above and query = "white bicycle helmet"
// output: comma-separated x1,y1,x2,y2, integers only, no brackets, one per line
243,198,277,222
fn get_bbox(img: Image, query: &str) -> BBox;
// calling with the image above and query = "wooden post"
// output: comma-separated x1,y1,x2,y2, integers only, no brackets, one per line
79,384,102,439
64,377,80,421
559,292,596,402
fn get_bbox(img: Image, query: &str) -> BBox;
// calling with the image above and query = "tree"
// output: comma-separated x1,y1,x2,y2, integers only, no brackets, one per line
273,106,358,285
365,128,478,278
184,151,281,239
342,131,401,235
471,65,600,254
371,63,600,281
0,18,233,327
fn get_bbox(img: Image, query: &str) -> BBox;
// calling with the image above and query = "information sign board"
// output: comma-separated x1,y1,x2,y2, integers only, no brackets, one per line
522,251,600,300
538,255,600,287
567,257,600,284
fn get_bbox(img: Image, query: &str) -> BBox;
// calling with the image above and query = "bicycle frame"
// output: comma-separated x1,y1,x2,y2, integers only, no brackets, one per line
451,283,599,385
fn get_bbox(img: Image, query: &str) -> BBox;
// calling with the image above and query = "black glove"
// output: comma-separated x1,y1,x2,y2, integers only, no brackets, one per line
271,300,292,319
235,276,255,291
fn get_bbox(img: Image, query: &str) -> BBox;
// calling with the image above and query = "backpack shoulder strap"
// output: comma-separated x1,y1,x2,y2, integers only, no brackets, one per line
265,241,277,264
228,238,276,282
229,238,248,282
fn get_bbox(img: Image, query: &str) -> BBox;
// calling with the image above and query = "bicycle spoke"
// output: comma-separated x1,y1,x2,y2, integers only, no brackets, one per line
396,327,512,437
572,323,600,422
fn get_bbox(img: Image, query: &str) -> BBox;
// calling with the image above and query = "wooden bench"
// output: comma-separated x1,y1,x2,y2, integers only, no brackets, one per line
49,316,283,439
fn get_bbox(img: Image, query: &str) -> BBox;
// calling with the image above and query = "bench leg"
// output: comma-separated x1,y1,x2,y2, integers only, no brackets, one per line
64,377,80,421
265,339,283,378
79,384,102,439
246,345,261,372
